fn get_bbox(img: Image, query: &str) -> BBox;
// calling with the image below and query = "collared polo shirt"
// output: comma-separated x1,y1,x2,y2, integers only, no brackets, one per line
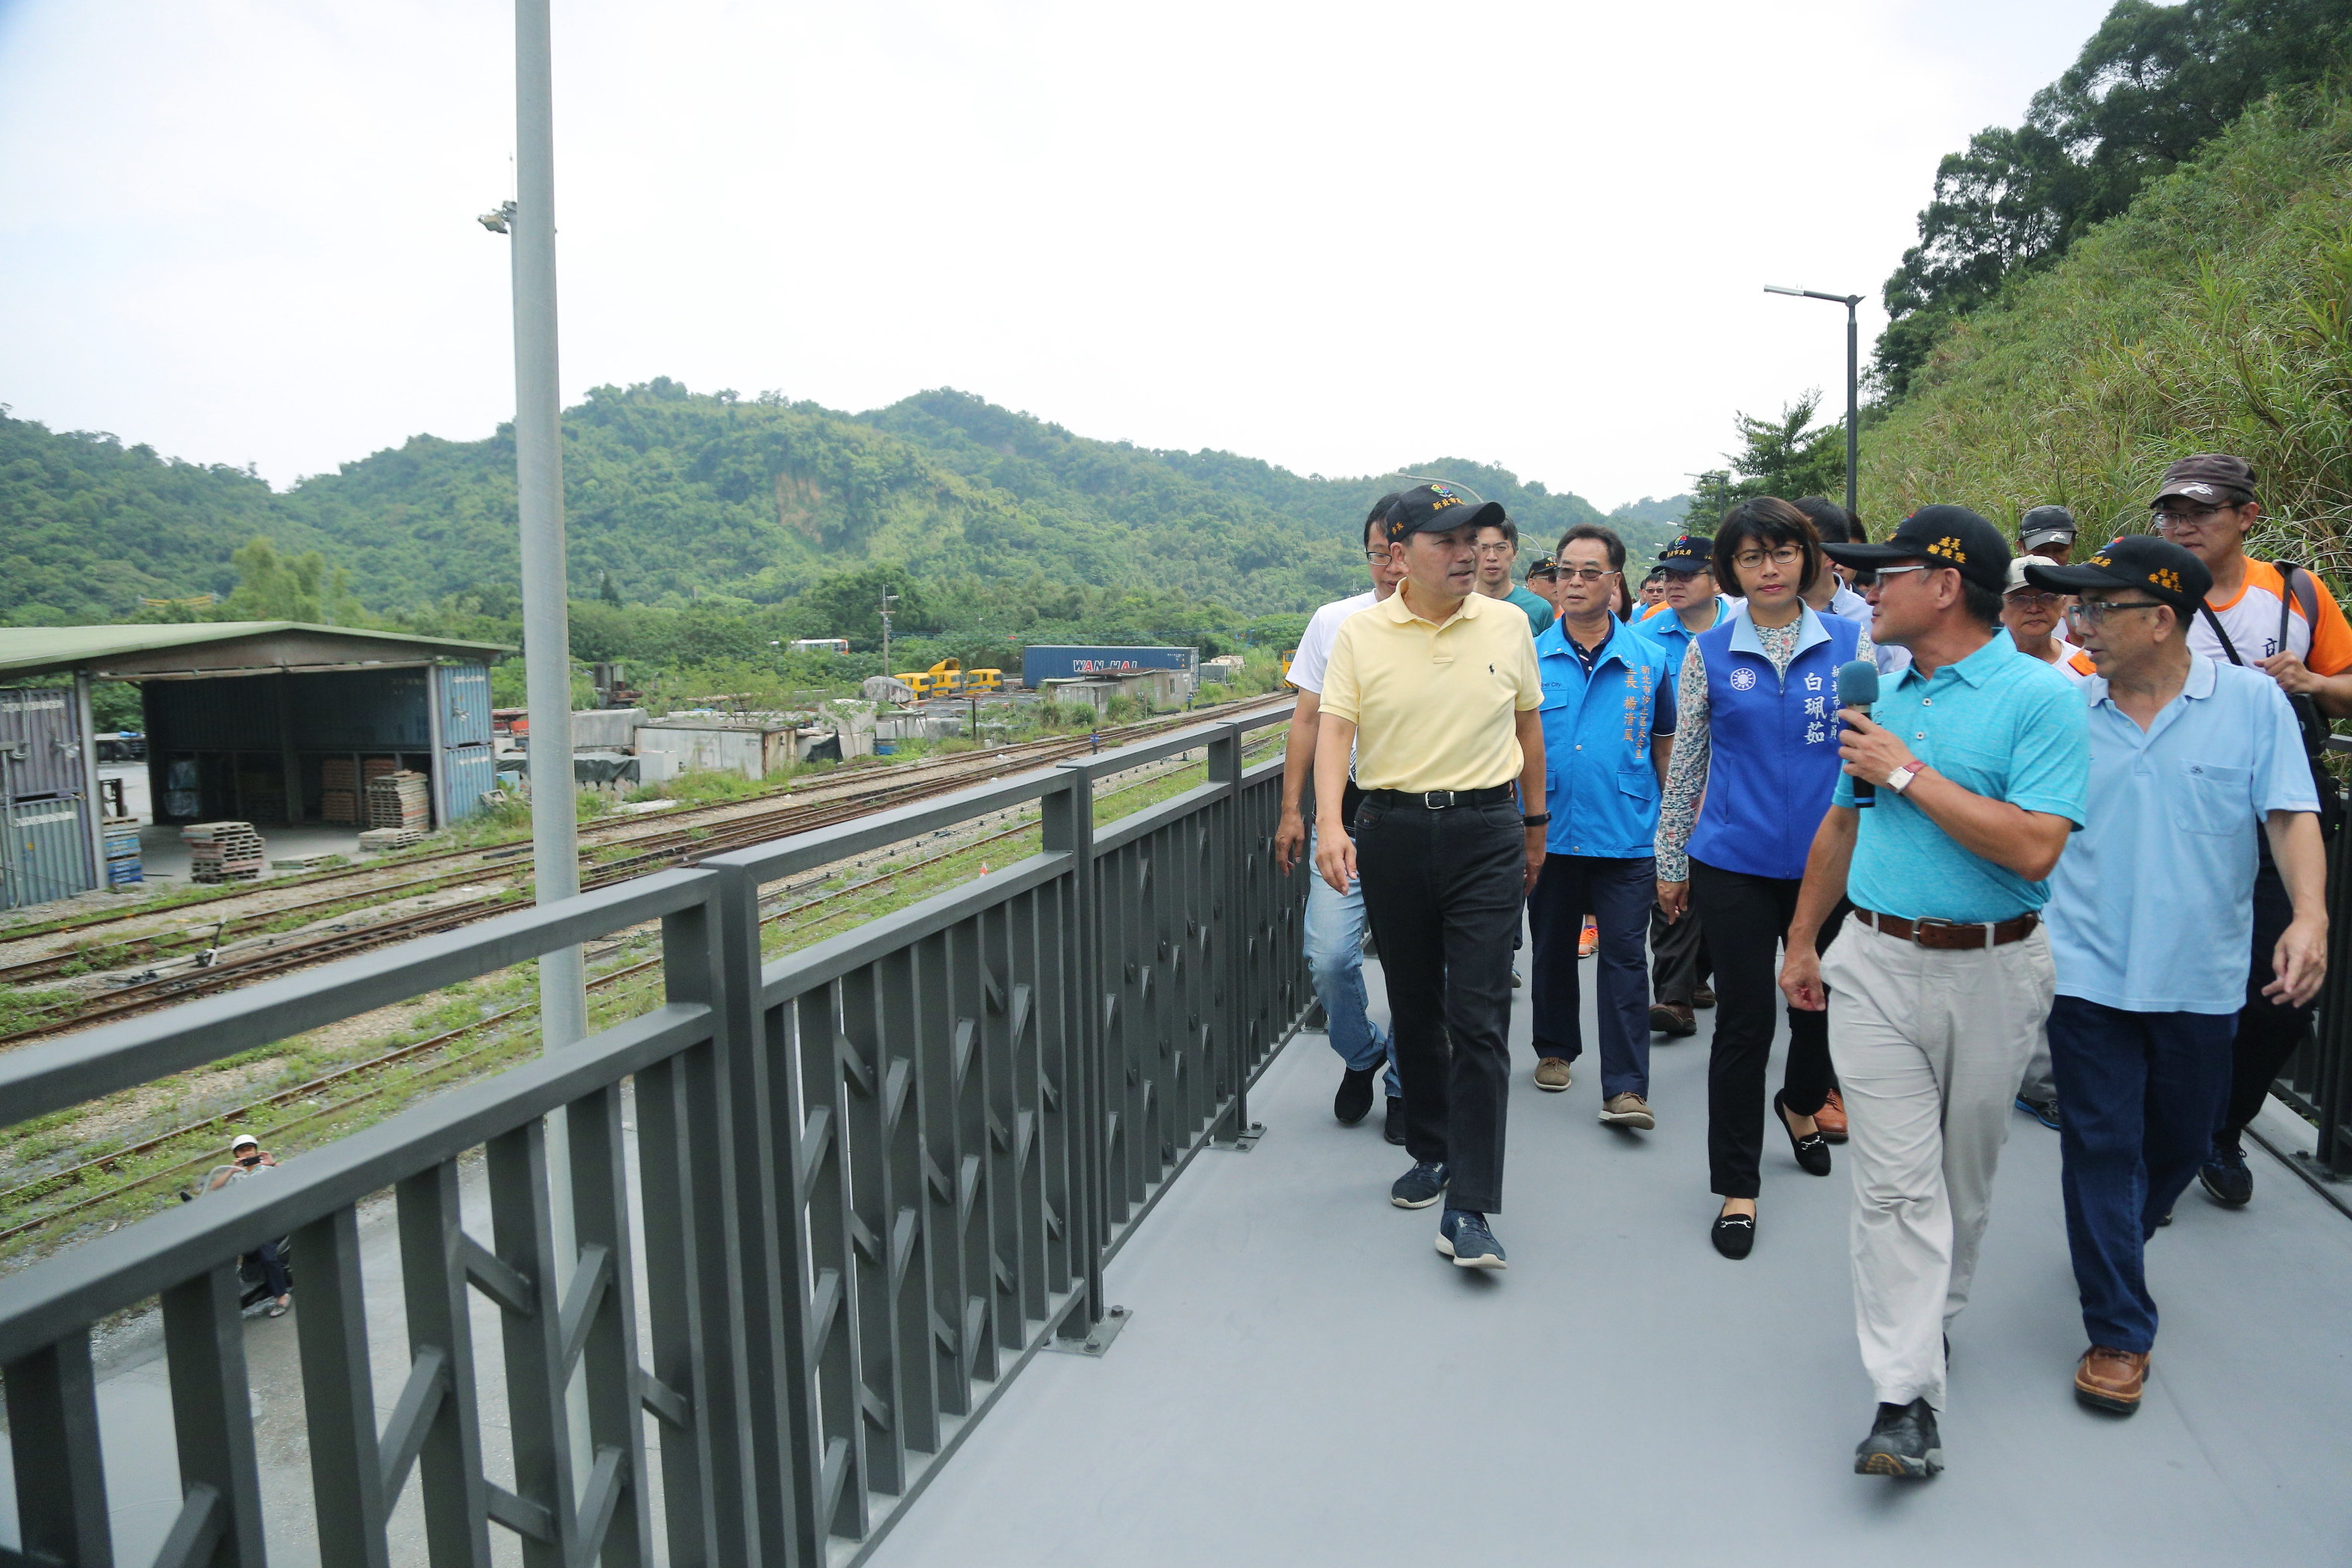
2045,655,2317,1013
1534,616,1676,858
1835,629,2089,923
1499,583,1557,636
1321,586,1542,793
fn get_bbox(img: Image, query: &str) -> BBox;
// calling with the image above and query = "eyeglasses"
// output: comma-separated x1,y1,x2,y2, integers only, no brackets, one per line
1730,546,1805,571
2063,599,2168,626
1472,542,1517,557
2151,504,2229,533
2004,591,2064,611
1657,567,1704,583
1872,563,1932,583
1556,566,1616,583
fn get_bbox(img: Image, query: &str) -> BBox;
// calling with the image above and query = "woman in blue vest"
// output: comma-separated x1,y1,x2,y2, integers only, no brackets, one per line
1655,498,1872,1258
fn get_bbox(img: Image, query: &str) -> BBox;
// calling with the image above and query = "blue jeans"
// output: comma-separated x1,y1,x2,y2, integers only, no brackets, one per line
2047,996,2235,1353
1305,828,1398,1099
1527,854,1655,1099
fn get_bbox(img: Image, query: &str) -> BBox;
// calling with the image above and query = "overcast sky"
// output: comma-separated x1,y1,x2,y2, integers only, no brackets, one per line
1,0,2118,512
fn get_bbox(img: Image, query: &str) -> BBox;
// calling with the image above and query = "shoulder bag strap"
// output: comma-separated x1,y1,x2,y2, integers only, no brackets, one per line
2198,602,2247,666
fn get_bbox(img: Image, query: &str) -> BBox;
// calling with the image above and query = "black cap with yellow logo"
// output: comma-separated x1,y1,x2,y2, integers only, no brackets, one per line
2023,534,2212,616
1383,482,1507,543
1820,504,2011,594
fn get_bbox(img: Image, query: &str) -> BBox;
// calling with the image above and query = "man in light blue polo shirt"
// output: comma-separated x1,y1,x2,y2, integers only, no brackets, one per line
2026,537,2327,1417
1527,524,1675,1127
1782,506,2089,1480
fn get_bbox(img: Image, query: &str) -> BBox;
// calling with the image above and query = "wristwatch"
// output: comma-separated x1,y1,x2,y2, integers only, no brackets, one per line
1884,763,1923,794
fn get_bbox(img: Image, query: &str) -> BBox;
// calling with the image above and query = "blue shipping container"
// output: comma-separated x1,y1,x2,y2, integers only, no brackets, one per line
439,744,497,822
2,796,93,910
1019,645,1198,689
436,662,493,747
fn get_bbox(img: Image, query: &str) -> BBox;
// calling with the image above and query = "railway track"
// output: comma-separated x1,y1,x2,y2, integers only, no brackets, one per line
0,733,1276,1246
0,697,1283,1044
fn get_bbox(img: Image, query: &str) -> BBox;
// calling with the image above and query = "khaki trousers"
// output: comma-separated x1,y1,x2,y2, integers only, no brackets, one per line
1821,919,2054,1410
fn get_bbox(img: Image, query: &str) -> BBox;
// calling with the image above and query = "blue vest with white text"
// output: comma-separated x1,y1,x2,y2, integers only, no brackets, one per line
1685,604,1862,881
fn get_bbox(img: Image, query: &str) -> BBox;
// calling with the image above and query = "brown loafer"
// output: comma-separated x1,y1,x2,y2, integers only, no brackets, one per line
2074,1345,2150,1415
1534,1057,1573,1092
1815,1088,1849,1143
1649,1002,1697,1037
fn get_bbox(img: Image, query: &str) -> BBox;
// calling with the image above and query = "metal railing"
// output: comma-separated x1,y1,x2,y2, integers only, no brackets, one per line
2283,750,2352,1186
0,704,1309,1568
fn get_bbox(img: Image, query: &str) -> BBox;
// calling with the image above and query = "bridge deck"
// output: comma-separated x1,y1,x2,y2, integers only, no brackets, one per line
865,961,2352,1567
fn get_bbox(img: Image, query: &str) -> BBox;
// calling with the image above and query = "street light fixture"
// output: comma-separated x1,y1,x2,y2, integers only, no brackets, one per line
1764,284,1864,518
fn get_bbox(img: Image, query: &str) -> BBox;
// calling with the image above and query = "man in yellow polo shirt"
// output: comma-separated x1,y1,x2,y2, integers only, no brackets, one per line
1316,482,1547,1269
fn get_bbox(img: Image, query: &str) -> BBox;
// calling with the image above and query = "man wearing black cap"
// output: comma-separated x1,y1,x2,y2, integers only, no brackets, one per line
2018,505,2078,565
1317,483,1547,1270
1639,533,1729,1036
2147,452,2352,1207
2024,536,2326,1416
1779,505,2089,1479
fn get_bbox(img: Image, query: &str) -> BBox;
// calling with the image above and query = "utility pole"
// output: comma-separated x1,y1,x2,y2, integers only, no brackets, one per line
1764,285,1864,518
880,586,899,682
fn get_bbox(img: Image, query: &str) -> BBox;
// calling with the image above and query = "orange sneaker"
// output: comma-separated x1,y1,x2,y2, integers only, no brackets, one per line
1578,916,1598,959
1815,1088,1848,1144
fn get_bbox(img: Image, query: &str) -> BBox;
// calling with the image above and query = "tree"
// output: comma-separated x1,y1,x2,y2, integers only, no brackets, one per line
217,536,361,623
1876,0,2352,396
1682,394,1845,529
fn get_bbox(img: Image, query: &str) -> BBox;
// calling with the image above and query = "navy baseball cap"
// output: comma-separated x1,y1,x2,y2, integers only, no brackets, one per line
1821,505,2011,595
1382,483,1504,544
2024,534,2211,616
1656,534,1713,569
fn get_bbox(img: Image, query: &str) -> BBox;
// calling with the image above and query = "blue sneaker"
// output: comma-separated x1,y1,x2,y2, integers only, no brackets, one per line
1436,1208,1507,1269
1390,1160,1449,1209
2014,1093,2061,1132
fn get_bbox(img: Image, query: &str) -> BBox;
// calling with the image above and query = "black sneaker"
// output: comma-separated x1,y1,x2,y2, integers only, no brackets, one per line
1390,1160,1449,1209
1383,1096,1406,1145
1436,1208,1507,1269
2199,1138,2252,1206
2014,1093,2061,1131
1334,1063,1377,1125
1854,1399,1943,1478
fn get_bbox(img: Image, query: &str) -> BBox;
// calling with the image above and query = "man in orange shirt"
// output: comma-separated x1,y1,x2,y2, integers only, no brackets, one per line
2149,453,2351,1207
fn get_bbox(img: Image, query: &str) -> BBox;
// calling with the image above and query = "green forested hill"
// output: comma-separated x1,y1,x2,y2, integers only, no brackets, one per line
3,381,1645,628
1859,83,2352,576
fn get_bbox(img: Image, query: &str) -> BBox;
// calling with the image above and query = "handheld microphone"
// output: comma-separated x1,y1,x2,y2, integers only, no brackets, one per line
1835,659,1880,807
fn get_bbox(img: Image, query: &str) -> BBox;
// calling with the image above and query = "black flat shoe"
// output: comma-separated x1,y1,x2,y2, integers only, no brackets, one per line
1776,1091,1833,1177
1711,1208,1756,1259
1334,1063,1377,1125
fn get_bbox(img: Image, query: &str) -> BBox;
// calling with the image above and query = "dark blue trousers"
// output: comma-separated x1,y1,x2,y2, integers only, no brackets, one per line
1527,854,1655,1099
2047,995,2235,1353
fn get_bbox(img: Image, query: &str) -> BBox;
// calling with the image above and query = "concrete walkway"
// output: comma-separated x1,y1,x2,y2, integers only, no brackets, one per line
864,960,2352,1568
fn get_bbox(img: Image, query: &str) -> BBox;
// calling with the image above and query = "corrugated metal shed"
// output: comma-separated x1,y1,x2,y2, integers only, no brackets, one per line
0,622,508,679
0,687,85,799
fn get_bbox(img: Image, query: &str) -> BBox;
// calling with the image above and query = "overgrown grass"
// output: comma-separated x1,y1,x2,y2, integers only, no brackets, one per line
1862,80,2352,577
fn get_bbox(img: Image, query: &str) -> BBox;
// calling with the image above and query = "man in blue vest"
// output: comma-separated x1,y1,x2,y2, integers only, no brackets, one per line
1527,524,1676,1126
1642,533,1730,1037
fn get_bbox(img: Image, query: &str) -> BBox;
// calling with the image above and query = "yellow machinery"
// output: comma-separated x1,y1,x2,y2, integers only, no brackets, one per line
1279,648,1298,684
926,658,963,695
964,668,1002,693
893,670,934,698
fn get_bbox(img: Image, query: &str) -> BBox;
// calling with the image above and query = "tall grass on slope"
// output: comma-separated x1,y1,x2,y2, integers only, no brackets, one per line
1861,85,2352,577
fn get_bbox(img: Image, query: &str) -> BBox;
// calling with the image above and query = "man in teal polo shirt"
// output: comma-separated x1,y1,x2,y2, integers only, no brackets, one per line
1782,506,2089,1480
1642,533,1730,1035
1527,524,1675,1126
2025,537,2325,1416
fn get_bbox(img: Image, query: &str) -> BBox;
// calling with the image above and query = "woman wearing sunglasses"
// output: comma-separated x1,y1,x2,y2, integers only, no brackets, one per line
1655,498,1872,1257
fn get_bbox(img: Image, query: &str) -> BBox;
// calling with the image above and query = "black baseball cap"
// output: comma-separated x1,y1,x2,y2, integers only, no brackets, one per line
1656,534,1712,568
2018,505,2076,550
1821,505,2011,594
1525,555,1557,580
2024,535,2211,617
1382,482,1505,544
2154,453,2256,506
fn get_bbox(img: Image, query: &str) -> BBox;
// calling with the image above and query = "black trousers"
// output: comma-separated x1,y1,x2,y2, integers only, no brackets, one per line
1651,900,1713,1004
1690,858,1844,1199
2217,861,2319,1143
1355,798,1524,1214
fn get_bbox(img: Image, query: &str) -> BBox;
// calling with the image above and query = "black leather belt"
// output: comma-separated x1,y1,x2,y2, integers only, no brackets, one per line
1362,785,1517,811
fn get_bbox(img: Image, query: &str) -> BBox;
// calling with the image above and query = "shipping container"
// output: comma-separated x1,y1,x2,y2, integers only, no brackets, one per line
2,795,94,910
289,668,433,749
439,745,497,821
0,686,87,800
1019,645,1199,691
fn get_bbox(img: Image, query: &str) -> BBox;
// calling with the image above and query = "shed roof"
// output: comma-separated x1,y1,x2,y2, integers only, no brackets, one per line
0,622,511,681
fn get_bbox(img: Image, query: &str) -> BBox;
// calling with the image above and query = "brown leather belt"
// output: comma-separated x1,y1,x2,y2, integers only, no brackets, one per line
1854,908,2040,949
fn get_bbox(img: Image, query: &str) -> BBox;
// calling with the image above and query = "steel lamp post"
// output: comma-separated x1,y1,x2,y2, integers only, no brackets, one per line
1764,285,1864,517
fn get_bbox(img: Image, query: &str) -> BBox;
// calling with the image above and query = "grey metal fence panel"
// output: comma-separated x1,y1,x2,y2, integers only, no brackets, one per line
0,703,1309,1568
